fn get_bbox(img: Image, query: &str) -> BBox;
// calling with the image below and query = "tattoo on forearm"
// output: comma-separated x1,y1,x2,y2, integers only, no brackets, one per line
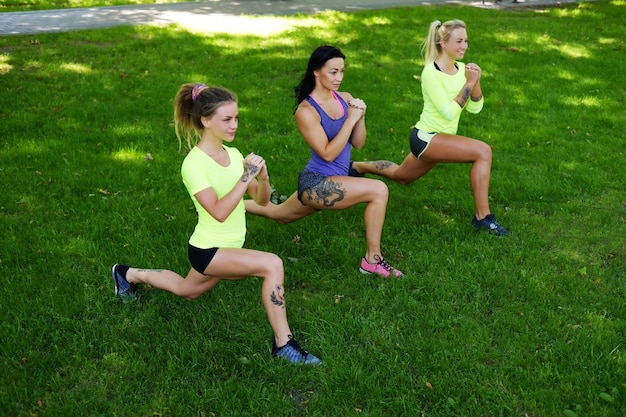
458,87,470,107
270,285,286,308
242,162,259,182
305,179,345,207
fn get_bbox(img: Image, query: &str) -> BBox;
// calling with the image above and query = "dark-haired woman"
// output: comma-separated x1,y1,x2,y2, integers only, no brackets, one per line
245,45,403,278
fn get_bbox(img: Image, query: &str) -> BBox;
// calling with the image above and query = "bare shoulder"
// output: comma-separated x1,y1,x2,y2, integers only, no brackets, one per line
337,91,354,102
295,100,320,124
296,99,313,112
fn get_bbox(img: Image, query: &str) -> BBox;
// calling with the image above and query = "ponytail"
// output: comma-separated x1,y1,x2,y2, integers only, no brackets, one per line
421,19,466,64
173,84,237,150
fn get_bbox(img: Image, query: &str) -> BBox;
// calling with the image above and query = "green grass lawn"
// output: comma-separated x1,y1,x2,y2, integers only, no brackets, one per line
1,1,625,416
0,0,188,12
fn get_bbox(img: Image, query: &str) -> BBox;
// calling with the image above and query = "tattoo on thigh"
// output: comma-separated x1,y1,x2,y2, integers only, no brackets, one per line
306,179,345,207
270,285,286,308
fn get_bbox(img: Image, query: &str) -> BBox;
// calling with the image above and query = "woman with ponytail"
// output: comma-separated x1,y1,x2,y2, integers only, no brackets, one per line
351,20,509,236
110,83,321,365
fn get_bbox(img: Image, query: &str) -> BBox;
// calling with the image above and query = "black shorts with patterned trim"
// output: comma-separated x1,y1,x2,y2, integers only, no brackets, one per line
297,170,326,206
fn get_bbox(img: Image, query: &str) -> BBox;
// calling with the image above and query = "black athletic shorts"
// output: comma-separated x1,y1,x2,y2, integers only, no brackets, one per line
409,128,436,158
188,245,218,274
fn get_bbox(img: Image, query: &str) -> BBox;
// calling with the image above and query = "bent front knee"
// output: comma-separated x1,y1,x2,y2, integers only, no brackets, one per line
477,142,493,162
371,180,389,201
263,253,285,276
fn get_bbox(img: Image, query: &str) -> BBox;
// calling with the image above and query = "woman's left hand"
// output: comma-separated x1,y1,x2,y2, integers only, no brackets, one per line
348,98,367,118
465,63,482,78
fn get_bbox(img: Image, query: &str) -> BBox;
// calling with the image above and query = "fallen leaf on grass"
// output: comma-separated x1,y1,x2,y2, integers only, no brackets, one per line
599,392,615,403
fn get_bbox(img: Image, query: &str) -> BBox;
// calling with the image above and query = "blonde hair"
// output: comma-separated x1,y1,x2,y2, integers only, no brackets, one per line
421,19,466,64
173,84,237,151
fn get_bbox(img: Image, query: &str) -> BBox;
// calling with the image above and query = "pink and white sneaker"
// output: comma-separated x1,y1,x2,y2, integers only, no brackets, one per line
359,254,404,278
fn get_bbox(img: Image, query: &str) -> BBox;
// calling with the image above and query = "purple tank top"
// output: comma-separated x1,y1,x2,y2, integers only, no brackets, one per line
303,91,351,176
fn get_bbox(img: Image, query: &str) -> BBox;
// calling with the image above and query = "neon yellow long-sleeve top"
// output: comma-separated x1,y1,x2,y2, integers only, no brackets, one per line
415,61,484,134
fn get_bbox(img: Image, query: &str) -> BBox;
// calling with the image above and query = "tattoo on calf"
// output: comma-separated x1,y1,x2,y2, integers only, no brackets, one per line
270,285,286,308
372,160,393,171
306,179,345,207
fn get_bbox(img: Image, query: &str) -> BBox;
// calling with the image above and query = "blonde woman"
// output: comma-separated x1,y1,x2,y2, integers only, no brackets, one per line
350,20,509,236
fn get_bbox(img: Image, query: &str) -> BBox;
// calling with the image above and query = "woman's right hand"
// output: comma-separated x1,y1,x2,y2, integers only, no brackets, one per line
242,153,266,182
465,63,481,85
347,105,365,124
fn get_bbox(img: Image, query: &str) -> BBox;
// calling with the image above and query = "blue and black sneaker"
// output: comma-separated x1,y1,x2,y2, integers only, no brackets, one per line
111,264,138,302
272,337,322,365
472,213,509,237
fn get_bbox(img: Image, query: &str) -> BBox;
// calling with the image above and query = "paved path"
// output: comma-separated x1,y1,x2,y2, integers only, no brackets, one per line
0,0,583,36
